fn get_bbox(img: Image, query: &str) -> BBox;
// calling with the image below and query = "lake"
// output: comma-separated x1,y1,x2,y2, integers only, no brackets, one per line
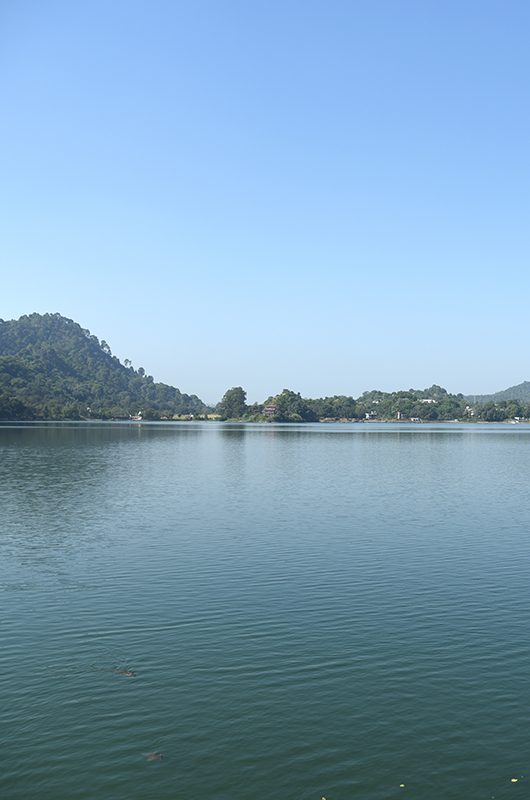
1,421,530,799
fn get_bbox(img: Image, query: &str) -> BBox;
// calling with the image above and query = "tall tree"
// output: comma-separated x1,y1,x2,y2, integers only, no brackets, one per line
217,387,247,419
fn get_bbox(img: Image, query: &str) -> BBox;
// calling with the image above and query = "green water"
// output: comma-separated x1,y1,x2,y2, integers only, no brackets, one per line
1,422,530,799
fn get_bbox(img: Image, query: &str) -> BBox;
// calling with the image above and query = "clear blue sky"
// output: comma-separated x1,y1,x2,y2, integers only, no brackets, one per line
2,0,529,403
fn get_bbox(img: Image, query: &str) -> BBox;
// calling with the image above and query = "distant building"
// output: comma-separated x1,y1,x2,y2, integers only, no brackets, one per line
264,404,277,417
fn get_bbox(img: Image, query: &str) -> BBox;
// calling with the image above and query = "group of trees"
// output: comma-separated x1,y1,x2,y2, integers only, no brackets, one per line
353,385,465,421
216,388,319,422
470,381,530,405
2,314,530,424
215,384,530,423
0,313,206,420
472,400,530,422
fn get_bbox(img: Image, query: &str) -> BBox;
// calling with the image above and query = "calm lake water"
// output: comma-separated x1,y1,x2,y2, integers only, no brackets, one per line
1,421,530,800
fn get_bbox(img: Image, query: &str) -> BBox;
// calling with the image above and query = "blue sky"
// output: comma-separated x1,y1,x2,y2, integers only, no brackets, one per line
2,1,529,403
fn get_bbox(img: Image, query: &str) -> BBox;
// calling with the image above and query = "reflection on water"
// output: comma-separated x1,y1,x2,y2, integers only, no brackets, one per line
1,422,530,800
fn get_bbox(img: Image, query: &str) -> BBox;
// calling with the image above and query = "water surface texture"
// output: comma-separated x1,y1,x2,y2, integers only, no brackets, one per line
1,422,530,799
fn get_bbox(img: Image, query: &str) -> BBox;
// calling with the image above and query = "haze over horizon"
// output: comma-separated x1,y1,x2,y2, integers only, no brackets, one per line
2,1,529,403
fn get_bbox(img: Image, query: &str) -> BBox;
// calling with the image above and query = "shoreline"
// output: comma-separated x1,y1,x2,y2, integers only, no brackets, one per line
1,418,528,425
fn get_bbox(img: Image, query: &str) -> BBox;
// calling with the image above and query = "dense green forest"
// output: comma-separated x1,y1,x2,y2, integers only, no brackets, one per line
1,313,529,423
0,313,206,419
215,385,530,423
468,381,530,403
215,385,468,422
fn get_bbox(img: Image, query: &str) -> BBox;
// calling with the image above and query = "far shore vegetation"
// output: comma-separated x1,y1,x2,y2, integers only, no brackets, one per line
1,313,530,424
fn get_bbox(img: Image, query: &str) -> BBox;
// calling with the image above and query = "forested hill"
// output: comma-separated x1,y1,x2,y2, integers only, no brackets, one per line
468,381,530,403
0,313,206,419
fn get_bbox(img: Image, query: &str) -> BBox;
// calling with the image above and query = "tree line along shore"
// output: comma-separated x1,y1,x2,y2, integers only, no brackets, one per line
1,313,529,423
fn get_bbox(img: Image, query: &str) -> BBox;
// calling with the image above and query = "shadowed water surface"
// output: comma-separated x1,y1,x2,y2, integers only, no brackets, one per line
1,422,530,799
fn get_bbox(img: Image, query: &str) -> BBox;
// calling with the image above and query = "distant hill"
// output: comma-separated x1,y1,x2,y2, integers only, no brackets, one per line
0,312,206,419
467,381,530,403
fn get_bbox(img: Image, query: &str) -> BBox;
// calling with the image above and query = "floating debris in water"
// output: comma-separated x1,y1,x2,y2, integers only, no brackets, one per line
113,668,136,677
511,778,519,783
144,752,164,762
399,784,406,789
